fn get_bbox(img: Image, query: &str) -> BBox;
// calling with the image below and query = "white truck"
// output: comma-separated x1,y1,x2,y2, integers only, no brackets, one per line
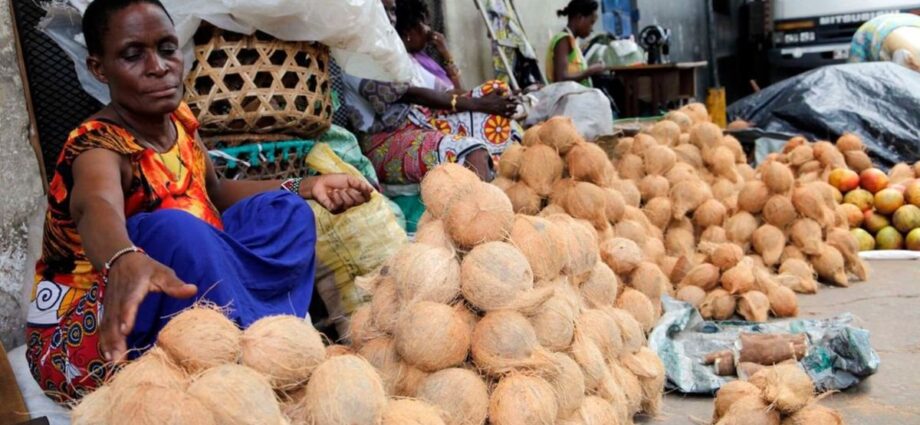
769,0,920,69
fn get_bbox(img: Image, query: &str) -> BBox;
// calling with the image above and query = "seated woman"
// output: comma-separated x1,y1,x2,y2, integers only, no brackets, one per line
547,0,610,86
397,0,463,92
850,13,920,71
25,0,373,402
336,0,522,186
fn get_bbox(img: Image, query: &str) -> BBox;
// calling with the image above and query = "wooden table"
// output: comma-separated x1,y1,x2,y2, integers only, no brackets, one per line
607,61,708,117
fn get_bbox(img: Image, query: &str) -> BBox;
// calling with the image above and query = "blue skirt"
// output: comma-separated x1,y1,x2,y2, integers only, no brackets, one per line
124,191,316,351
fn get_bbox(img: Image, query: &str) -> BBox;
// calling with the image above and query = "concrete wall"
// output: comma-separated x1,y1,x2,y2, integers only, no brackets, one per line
0,0,45,350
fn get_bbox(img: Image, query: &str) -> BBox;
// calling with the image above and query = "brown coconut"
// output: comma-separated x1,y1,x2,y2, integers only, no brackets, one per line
493,174,513,193
762,195,797,229
499,143,525,179
105,383,217,425
520,144,565,196
325,344,352,358
722,259,756,294
509,215,566,281
630,347,666,416
240,315,325,390
417,368,489,425
606,306,647,353
836,133,863,151
737,291,770,322
444,182,514,248
568,142,611,185
665,110,694,132
544,353,587,419
670,179,712,218
791,186,835,228
415,219,455,251
107,347,187,393
302,355,388,425
650,120,682,146
560,182,610,230
527,290,577,351
600,237,644,275
461,241,552,311
762,161,794,194
844,150,872,172
610,178,642,207
766,282,799,317
700,289,737,320
790,218,824,255
630,261,670,305
392,244,460,304
782,404,844,425
666,226,696,258
604,188,626,224
615,288,658,332
826,228,869,281
617,153,647,181
694,199,728,228
639,174,671,201
702,226,729,244
645,145,678,176
761,364,815,414
489,374,558,425
673,144,704,170
540,115,584,154
381,399,445,425
522,124,543,147
71,385,114,425
348,304,381,350
811,244,848,287
581,262,619,308
713,380,763,421
609,360,642,418
615,219,649,246
738,181,770,214
577,309,625,358
690,122,722,152
358,336,410,395
506,182,543,215
570,332,623,404
710,243,744,271
188,364,285,425
680,263,721,290
752,225,786,267
676,285,707,307
471,310,553,375
157,306,241,374
725,212,759,247
421,163,480,218
546,215,599,277
716,395,781,425
395,301,471,372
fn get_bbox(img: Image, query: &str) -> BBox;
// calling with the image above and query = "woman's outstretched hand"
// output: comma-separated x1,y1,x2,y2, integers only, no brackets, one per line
100,253,196,363
473,91,520,118
302,174,375,214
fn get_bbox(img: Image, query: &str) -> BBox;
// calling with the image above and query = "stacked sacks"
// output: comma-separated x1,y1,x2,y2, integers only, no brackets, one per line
712,364,844,425
497,103,868,325
350,163,665,425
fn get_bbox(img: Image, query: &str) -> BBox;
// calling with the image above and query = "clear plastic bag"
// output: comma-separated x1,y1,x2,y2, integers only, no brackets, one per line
41,0,414,103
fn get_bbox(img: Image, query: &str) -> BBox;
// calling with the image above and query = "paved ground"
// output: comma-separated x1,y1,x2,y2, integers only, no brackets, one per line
639,260,920,425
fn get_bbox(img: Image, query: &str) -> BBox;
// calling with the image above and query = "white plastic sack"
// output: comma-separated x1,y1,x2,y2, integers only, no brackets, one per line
42,0,414,104
524,82,615,141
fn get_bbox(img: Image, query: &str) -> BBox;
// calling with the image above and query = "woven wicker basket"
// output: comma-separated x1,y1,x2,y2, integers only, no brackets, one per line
184,25,333,140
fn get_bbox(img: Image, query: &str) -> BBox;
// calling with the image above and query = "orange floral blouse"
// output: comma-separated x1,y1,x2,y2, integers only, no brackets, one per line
36,103,222,292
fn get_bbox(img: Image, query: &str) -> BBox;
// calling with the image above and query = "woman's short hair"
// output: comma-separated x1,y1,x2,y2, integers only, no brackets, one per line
82,0,173,56
394,0,430,36
557,0,599,18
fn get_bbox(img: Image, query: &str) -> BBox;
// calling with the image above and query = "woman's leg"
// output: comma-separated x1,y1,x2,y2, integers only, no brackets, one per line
124,192,316,350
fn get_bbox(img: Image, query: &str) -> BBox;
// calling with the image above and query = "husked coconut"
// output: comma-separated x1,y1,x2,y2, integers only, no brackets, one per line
417,368,490,425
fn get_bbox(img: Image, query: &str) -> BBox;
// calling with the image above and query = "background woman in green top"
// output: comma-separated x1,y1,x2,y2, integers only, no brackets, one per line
547,0,610,86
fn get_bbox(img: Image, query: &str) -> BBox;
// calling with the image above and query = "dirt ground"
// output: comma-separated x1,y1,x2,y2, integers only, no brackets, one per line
639,259,920,425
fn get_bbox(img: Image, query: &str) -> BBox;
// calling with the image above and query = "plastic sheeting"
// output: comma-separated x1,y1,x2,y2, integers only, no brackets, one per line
650,296,880,394
41,0,414,104
524,82,615,141
728,62,920,168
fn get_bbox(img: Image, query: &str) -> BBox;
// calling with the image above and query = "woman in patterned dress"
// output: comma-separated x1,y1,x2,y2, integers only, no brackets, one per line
26,0,373,402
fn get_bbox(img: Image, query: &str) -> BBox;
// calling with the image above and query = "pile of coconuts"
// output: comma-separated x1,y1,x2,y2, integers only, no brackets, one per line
495,104,870,325
347,161,667,425
712,363,844,425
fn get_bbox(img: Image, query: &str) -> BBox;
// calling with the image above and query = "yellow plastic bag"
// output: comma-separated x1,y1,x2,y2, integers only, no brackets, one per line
305,144,407,335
